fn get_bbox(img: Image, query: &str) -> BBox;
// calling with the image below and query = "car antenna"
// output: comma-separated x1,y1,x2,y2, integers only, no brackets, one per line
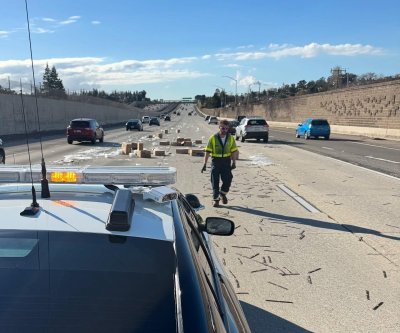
24,0,50,198
19,79,40,216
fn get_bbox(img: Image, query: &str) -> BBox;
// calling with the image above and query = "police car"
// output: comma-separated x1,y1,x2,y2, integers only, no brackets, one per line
0,165,250,332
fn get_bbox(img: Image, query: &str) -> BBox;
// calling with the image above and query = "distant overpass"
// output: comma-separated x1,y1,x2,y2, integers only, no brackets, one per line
160,98,196,103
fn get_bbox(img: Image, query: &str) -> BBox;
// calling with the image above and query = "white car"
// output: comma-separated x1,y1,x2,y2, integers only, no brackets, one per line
208,116,218,124
235,117,269,142
142,116,150,123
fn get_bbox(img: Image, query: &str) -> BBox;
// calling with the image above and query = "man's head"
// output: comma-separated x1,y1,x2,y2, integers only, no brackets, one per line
219,119,230,135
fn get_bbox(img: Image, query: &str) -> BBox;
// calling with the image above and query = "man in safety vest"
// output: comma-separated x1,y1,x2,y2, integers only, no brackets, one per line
202,119,238,207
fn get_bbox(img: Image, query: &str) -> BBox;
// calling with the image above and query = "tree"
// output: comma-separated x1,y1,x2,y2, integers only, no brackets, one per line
41,64,65,97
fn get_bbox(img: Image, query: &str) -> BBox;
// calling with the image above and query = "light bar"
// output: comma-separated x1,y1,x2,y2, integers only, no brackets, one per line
143,186,178,203
0,165,177,186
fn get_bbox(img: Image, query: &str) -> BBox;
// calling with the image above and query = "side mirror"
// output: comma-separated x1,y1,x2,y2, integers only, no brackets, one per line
298,123,302,126
205,217,235,236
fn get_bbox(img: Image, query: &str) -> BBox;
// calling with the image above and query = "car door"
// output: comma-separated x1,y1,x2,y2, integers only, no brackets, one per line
178,195,250,332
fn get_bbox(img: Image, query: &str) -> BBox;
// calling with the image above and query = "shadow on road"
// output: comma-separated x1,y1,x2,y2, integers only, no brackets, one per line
240,301,312,333
227,205,400,241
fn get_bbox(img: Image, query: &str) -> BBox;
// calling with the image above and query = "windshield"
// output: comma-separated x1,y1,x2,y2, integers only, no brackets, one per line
311,120,329,126
0,231,176,332
70,121,90,128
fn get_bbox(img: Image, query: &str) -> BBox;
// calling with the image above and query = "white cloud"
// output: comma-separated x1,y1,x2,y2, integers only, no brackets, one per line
59,16,81,25
201,54,211,60
223,64,240,68
0,56,209,91
33,27,55,34
42,17,56,22
239,75,257,86
91,20,101,25
214,43,383,61
0,30,10,38
237,44,254,49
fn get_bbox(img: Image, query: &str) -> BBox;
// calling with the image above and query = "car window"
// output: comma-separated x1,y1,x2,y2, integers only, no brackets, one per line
0,230,177,331
311,119,329,126
70,121,90,128
247,119,266,125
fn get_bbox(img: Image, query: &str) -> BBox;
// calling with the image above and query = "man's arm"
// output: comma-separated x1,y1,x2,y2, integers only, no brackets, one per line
204,151,211,165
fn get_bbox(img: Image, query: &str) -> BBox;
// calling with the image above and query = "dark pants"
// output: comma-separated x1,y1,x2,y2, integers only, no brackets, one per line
211,157,233,200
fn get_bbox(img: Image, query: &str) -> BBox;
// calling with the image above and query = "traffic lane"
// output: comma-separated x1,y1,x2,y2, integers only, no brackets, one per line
5,120,177,165
166,119,400,332
270,128,400,179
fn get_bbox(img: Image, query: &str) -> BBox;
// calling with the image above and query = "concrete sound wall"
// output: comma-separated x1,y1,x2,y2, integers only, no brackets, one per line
203,80,400,139
0,94,140,136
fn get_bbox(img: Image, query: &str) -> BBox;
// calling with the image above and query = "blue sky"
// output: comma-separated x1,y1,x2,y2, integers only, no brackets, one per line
0,0,399,100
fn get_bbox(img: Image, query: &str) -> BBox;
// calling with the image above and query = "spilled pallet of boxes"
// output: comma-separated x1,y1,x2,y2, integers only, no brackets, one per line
120,128,205,159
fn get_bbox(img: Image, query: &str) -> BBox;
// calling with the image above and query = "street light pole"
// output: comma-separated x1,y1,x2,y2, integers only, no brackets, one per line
223,75,238,106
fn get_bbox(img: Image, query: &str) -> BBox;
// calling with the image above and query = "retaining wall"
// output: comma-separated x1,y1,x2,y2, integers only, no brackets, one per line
202,80,400,139
0,94,141,136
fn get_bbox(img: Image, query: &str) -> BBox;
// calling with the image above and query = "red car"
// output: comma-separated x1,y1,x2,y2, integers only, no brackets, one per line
67,118,104,144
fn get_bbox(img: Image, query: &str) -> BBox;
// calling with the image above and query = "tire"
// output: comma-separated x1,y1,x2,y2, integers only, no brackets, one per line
99,135,104,143
126,127,129,131
295,131,300,138
67,139,73,144
304,132,309,140
256,138,260,142
240,133,245,143
91,137,96,144
264,134,269,143
324,136,330,140
0,149,5,164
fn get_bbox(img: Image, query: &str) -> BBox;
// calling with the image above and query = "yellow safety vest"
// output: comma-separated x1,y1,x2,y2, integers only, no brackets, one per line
205,134,237,158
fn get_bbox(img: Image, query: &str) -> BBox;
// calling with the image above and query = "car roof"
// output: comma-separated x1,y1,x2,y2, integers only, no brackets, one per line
71,118,95,122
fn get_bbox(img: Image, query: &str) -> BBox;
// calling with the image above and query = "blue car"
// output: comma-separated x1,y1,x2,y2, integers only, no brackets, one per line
296,118,330,140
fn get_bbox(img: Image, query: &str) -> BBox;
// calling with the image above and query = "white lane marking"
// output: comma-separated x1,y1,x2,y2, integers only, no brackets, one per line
365,156,400,164
277,184,319,213
352,142,400,151
318,154,400,181
322,146,334,150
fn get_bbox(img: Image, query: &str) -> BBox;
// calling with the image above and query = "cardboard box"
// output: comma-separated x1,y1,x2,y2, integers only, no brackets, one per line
131,142,138,150
121,143,132,155
157,133,163,139
176,148,189,154
194,139,203,144
177,137,185,144
137,150,151,158
153,149,166,156
189,149,205,157
164,129,169,134
183,141,193,147
170,141,180,146
137,142,144,151
176,129,181,133
159,140,170,146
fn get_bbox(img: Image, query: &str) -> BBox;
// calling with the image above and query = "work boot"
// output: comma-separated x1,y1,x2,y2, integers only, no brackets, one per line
220,193,228,204
213,200,220,207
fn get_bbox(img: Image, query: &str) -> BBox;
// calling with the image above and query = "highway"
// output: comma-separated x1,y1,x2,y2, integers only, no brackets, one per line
269,127,400,179
3,105,400,332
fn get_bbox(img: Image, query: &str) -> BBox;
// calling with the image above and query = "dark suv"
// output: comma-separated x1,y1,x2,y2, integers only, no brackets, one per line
126,119,143,131
67,118,104,144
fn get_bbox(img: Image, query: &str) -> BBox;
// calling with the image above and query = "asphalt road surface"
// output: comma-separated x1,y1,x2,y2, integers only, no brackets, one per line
3,105,400,332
